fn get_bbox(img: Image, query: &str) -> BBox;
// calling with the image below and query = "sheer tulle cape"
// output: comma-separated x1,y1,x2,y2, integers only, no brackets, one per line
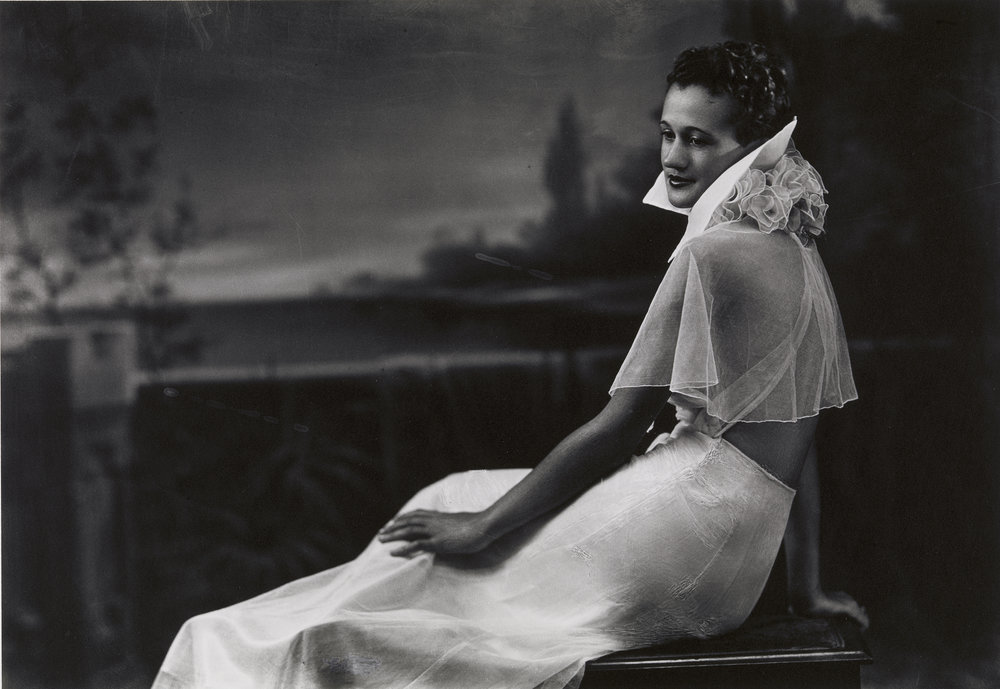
609,221,856,423
613,135,856,424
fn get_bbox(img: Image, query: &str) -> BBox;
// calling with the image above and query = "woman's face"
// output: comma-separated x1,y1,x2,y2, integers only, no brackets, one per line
659,85,756,208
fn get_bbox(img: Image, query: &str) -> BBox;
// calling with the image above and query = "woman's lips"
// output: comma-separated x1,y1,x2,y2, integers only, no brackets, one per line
667,174,694,187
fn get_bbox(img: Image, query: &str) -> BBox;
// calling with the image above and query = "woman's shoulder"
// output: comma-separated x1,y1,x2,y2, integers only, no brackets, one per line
679,223,807,305
684,221,797,268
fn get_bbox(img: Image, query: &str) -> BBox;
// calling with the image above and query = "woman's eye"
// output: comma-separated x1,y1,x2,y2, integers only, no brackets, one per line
688,136,708,147
661,131,675,141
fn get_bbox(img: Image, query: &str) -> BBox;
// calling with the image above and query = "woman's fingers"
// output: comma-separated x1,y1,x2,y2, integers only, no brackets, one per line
842,599,870,630
379,511,431,538
793,591,870,631
377,523,429,543
828,591,870,630
841,604,869,630
378,510,449,546
390,539,434,558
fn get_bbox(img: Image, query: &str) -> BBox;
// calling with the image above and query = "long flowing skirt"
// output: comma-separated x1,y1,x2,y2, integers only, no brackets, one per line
152,430,795,689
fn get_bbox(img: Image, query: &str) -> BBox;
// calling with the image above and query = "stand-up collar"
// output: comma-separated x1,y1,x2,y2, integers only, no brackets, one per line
643,118,798,261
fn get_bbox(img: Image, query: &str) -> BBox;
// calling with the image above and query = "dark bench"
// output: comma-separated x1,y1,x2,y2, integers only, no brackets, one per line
582,615,871,689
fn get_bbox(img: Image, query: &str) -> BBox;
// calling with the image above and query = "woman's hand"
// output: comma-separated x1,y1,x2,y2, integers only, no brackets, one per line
377,510,492,558
789,590,870,630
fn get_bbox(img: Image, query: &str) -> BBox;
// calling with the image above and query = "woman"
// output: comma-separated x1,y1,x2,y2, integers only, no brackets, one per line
153,42,867,689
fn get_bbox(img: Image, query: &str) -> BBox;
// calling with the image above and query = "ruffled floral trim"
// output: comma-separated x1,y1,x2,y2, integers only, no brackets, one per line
709,145,828,244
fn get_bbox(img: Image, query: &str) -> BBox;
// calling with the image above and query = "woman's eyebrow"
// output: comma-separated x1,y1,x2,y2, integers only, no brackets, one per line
659,121,717,137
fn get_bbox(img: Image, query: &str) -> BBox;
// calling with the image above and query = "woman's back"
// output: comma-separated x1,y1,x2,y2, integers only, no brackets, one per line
692,226,825,486
724,416,818,486
665,223,848,486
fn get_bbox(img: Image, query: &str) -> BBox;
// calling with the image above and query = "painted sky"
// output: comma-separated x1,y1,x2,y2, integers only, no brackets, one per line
4,1,733,303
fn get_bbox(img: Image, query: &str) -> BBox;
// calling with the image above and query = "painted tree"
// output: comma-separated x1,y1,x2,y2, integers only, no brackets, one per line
542,98,589,237
1,3,201,369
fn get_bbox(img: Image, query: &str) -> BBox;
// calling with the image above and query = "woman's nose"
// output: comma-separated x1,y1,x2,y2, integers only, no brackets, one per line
662,141,687,170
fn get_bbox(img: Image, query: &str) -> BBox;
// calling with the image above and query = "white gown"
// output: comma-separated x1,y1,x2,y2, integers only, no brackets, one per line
152,426,794,689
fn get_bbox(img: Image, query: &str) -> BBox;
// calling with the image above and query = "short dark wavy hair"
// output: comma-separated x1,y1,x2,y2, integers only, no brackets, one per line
666,41,792,146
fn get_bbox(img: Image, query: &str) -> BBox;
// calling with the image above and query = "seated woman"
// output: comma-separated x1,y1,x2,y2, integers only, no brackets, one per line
152,41,867,689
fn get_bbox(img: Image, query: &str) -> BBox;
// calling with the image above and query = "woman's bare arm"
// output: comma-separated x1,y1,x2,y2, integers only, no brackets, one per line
379,386,671,557
478,386,670,540
783,442,870,629
784,442,823,605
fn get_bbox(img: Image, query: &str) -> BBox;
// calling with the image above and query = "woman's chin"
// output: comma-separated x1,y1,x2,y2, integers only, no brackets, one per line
666,185,698,209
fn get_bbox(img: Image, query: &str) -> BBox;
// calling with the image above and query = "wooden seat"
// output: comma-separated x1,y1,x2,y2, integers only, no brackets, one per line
582,615,871,689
